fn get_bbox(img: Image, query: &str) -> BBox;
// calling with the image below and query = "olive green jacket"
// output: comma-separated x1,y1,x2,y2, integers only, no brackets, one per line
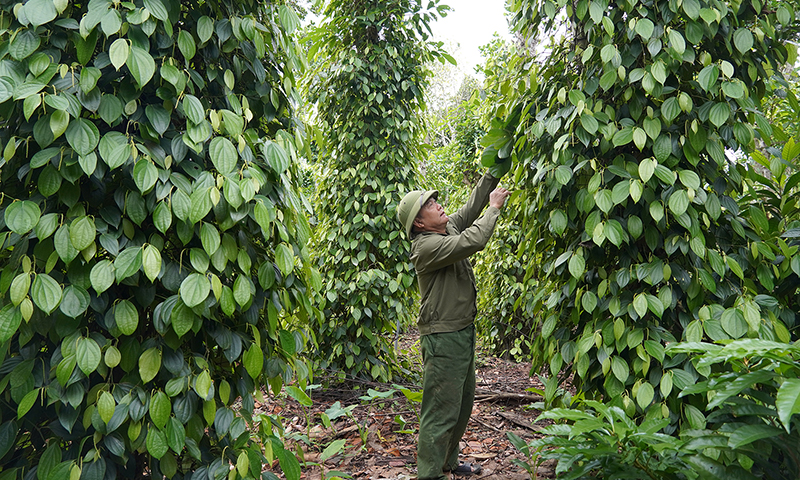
410,173,501,336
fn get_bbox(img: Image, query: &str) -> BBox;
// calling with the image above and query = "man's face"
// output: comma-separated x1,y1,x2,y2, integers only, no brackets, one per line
414,197,448,233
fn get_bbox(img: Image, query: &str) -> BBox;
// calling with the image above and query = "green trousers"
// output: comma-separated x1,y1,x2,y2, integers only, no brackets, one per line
417,325,476,480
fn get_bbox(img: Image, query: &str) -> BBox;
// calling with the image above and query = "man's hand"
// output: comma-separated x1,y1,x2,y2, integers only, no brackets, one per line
489,187,511,209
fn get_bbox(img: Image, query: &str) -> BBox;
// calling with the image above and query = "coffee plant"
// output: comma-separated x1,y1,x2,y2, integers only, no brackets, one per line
0,0,319,478
304,0,449,381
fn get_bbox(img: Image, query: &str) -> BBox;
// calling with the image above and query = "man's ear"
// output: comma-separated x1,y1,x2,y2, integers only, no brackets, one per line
412,218,423,231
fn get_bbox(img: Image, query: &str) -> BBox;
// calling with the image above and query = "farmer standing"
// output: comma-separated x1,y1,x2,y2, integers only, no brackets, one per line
396,167,511,480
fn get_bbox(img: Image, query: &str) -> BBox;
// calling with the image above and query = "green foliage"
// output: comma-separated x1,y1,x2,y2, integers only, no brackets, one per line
500,0,798,413
304,0,448,381
513,339,800,479
0,0,318,477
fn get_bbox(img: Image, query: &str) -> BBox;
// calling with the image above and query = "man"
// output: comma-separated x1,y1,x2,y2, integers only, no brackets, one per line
397,170,511,480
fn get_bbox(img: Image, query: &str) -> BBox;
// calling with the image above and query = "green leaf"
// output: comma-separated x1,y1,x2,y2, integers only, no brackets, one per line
678,170,701,190
171,301,196,338
50,109,69,140
69,216,96,251
139,347,162,383
38,165,62,197
197,16,214,43
733,28,754,53
633,293,648,317
180,273,210,308
150,391,171,429
635,18,654,39
98,95,124,126
23,0,57,27
109,38,129,70
638,158,655,182
153,202,172,233
697,65,719,92
660,97,681,123
76,337,101,376
777,378,800,432
668,190,689,216
264,141,290,173
127,46,156,89
17,389,39,419
683,0,700,19
729,424,783,449
182,95,204,124
133,159,158,194
146,427,168,459
636,382,654,409
568,253,585,279
632,127,646,150
209,137,237,175
114,247,142,282
285,386,312,407
32,273,62,314
194,370,212,400
709,102,730,127
0,305,22,343
142,244,162,282
90,260,115,294
611,356,628,382
243,343,263,379
721,308,747,338
143,0,169,21
233,274,253,307
65,118,100,157
200,223,220,255
275,243,294,276
60,285,90,318
9,29,40,60
580,114,598,134
178,30,197,61
115,300,139,336
91,394,113,429
5,201,41,234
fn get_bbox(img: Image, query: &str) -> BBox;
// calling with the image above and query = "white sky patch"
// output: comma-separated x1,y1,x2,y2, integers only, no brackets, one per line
431,0,513,78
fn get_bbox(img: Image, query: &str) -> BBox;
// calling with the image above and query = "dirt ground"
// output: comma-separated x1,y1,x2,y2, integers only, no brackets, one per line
256,332,556,480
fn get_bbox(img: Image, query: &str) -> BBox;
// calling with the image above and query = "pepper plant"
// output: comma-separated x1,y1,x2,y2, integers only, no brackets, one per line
0,0,319,478
485,0,798,415
304,0,449,380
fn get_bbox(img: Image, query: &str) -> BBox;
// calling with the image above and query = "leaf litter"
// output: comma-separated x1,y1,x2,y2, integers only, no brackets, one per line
254,330,557,480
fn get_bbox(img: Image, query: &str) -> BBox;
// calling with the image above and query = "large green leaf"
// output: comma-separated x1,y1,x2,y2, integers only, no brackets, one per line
0,305,22,343
139,347,162,384
65,118,100,156
31,273,62,314
776,378,800,432
209,137,237,175
180,273,210,308
127,45,156,89
5,201,41,234
76,337,101,376
115,300,139,336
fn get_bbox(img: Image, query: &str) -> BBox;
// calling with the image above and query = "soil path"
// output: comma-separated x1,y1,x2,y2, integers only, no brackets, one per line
256,332,556,480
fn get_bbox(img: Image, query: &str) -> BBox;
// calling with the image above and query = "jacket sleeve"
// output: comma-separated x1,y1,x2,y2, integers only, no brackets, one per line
411,207,501,274
447,173,500,233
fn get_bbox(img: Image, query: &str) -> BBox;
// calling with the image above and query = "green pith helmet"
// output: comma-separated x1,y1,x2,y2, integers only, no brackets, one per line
397,189,438,238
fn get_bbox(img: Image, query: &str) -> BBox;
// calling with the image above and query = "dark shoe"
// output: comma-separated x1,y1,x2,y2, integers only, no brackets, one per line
451,462,482,476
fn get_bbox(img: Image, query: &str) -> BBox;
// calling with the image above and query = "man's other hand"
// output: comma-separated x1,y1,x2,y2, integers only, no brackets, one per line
489,187,511,209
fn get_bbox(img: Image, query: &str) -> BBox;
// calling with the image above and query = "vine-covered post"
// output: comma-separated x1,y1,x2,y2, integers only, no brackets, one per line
489,0,797,411
305,0,450,380
0,0,317,478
